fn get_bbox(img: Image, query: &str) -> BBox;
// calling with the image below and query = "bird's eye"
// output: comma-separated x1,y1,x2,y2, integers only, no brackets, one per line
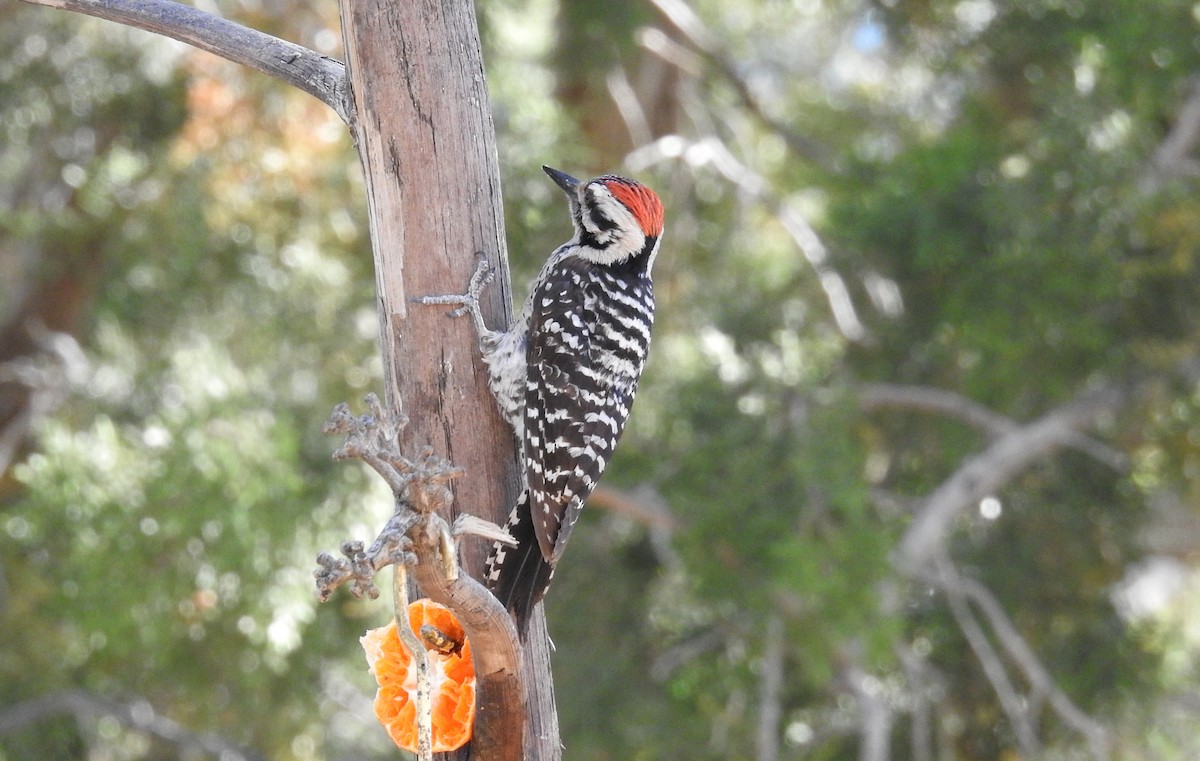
587,203,618,234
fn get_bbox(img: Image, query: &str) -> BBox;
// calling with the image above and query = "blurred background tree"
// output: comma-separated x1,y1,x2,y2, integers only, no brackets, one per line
4,0,1200,759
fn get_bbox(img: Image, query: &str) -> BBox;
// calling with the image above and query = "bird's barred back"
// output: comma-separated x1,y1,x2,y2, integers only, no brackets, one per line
474,166,663,629
523,255,653,564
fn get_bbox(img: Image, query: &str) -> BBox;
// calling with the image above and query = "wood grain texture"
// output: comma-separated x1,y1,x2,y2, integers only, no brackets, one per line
339,0,560,757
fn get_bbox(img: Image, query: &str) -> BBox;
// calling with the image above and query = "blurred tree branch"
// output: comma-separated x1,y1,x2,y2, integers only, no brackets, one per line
888,384,1125,760
589,484,680,532
643,0,836,171
894,384,1126,573
933,554,1041,757
894,642,937,761
860,382,1128,471
755,615,785,761
927,555,1112,760
0,689,269,761
1140,74,1200,195
840,661,893,761
18,0,351,123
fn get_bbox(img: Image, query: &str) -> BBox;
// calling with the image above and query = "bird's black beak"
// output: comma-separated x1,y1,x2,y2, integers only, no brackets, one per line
543,165,580,195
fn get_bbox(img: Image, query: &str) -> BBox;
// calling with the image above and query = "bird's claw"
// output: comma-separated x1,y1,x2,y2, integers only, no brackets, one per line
413,257,497,338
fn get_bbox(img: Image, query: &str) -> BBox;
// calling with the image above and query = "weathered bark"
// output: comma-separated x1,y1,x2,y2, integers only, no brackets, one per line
16,0,349,122
16,0,564,757
338,0,514,618
338,1,560,758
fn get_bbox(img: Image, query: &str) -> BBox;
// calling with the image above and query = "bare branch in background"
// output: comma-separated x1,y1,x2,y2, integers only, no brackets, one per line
18,0,350,123
934,555,1041,757
0,690,268,761
608,66,654,149
636,28,705,77
894,384,1126,572
643,0,836,171
862,382,1037,438
590,483,684,580
895,643,936,761
887,383,1121,760
930,562,1112,760
651,627,728,682
860,382,1128,471
841,662,894,761
1140,74,1200,195
628,134,866,340
589,484,681,532
755,615,785,761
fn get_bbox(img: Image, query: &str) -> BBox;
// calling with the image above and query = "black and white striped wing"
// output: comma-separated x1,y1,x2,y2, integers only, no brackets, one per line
524,261,647,564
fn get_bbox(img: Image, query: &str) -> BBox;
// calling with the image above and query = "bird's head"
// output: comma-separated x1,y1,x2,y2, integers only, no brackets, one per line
544,165,664,267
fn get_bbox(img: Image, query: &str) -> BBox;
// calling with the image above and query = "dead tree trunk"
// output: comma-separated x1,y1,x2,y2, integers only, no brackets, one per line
339,1,561,757
16,0,562,757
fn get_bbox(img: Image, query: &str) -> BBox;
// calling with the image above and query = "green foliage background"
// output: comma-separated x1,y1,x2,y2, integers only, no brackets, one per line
4,0,1200,759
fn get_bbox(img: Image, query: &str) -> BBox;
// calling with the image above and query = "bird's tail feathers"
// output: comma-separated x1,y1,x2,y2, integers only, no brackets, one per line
485,491,555,633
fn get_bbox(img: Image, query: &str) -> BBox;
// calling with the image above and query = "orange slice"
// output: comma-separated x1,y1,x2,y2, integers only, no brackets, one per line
361,600,476,752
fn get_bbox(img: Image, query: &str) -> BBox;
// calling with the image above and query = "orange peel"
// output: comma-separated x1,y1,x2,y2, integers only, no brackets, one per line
361,600,476,752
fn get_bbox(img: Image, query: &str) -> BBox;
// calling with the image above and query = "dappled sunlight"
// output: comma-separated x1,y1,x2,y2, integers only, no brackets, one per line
6,0,1200,758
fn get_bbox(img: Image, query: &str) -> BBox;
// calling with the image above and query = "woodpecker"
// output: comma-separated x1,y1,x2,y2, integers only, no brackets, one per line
417,165,664,628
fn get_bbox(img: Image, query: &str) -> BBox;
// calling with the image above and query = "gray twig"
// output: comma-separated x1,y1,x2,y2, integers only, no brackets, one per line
755,615,785,761
17,0,350,123
929,560,1112,760
642,0,836,170
1140,75,1200,195
840,660,894,761
934,554,1041,757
